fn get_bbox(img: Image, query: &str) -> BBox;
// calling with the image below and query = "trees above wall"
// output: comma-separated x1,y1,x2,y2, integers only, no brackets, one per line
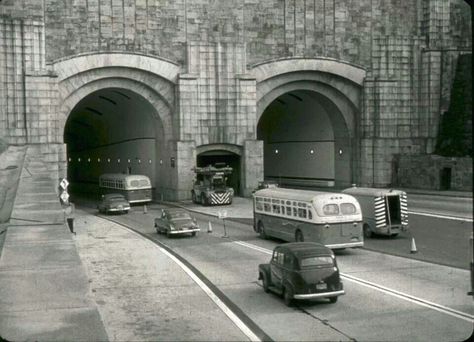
435,54,472,157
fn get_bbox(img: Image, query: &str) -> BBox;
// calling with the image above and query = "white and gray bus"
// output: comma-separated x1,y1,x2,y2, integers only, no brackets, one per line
253,188,363,249
99,173,152,203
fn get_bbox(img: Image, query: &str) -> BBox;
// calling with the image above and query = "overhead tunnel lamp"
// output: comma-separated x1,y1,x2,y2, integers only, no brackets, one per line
310,149,315,155
275,149,279,154
338,149,343,156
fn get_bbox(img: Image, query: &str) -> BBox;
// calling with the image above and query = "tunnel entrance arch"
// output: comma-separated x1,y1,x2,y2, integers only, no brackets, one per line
196,144,242,195
64,87,162,198
54,53,179,199
251,58,366,189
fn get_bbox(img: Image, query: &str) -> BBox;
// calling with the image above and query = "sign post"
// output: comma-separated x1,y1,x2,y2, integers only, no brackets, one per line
218,210,228,238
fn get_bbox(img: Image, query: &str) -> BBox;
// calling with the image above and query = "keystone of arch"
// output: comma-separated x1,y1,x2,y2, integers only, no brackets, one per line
52,52,180,84
249,57,366,86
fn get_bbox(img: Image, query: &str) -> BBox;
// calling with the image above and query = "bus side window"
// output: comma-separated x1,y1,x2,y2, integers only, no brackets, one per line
273,204,281,214
292,207,298,217
264,203,271,212
308,210,313,220
298,208,307,219
286,206,292,215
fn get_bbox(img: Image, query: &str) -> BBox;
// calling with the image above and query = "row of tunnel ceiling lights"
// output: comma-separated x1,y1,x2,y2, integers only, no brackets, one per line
273,149,344,155
68,157,162,164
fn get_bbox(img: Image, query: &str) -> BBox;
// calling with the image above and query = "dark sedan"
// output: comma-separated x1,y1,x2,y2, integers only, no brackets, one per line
258,242,344,306
155,208,200,237
97,193,130,214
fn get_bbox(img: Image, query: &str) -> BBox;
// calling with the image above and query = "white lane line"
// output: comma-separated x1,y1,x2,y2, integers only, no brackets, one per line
233,240,474,323
158,248,261,342
122,226,261,342
409,210,473,222
341,273,474,323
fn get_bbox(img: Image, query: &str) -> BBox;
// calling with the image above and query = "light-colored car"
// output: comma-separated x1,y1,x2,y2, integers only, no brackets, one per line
97,193,130,214
155,208,200,237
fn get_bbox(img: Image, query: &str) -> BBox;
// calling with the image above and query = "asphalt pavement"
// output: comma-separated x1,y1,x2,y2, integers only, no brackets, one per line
0,145,471,341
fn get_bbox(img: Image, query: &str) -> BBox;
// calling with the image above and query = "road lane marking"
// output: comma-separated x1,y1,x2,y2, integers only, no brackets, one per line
341,273,474,323
105,217,265,342
233,240,474,323
409,210,473,222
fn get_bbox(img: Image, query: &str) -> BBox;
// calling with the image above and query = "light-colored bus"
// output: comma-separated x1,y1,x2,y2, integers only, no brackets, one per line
253,188,363,249
342,186,408,238
99,173,152,204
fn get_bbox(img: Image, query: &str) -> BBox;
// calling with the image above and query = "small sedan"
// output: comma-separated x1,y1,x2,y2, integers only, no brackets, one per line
258,242,344,306
97,193,130,214
155,208,200,237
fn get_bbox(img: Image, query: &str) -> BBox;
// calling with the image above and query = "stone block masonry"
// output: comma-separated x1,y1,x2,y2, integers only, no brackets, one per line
0,0,471,192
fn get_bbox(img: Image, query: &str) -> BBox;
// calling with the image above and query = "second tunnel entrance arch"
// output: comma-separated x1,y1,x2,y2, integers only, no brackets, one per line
251,58,366,189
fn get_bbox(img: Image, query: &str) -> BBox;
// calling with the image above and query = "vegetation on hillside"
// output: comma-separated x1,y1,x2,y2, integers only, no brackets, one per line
435,54,472,157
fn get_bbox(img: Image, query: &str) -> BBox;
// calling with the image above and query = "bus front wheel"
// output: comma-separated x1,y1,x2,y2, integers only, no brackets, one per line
295,230,304,242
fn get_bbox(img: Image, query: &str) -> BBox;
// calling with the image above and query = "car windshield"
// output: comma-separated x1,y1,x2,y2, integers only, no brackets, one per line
300,256,334,267
169,212,191,220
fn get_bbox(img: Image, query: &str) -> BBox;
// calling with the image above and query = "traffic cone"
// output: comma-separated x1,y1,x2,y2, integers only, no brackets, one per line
143,204,147,214
208,221,213,233
410,237,417,254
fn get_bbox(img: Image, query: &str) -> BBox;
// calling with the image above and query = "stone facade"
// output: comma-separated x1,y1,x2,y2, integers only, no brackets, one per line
394,154,473,191
0,0,471,198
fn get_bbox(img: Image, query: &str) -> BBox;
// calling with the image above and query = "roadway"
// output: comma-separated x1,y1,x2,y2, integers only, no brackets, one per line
75,194,473,341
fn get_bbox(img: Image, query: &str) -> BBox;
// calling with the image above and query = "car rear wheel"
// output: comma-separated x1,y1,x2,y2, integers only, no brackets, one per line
192,192,197,203
329,296,338,303
201,195,207,206
191,232,196,237
295,230,304,242
363,224,372,238
261,272,269,293
258,222,267,239
283,286,293,306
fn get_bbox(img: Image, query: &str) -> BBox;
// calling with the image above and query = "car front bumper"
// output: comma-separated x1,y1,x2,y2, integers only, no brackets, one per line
294,290,345,300
107,207,130,212
168,228,200,235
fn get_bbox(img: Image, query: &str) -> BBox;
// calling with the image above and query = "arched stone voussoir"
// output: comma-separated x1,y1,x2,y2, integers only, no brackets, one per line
58,77,174,142
196,143,242,156
52,52,181,84
258,80,357,131
249,57,366,86
57,67,175,112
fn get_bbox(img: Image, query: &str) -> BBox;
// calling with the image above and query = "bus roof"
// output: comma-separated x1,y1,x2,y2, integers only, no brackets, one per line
342,187,406,197
253,187,355,203
99,173,150,181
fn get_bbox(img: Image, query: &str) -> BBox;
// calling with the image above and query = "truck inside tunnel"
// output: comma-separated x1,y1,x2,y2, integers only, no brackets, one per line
64,87,161,199
197,151,240,194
